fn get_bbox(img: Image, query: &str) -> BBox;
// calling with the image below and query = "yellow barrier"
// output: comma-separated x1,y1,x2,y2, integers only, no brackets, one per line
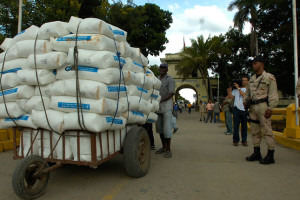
0,128,20,152
283,104,300,139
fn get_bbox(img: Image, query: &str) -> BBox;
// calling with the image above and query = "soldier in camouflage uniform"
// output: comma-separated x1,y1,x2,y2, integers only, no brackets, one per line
244,56,279,165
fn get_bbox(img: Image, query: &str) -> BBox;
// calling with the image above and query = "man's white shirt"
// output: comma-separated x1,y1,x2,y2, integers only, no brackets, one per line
232,88,247,111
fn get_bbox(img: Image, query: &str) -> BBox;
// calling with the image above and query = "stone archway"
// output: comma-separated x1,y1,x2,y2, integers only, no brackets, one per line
175,84,199,106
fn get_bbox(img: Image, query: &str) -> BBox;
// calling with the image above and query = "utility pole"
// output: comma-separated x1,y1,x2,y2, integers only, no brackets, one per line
17,0,23,33
292,0,299,126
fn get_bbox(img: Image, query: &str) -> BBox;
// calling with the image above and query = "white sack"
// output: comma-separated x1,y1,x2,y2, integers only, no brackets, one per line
18,130,40,157
56,67,132,85
0,85,35,103
119,42,148,66
146,112,158,123
37,130,57,158
146,69,162,90
14,40,52,58
0,73,19,90
34,80,65,97
0,58,28,73
16,96,51,112
149,99,160,112
0,115,38,129
17,69,56,85
149,89,161,101
67,48,127,69
64,113,126,132
53,132,73,160
120,96,152,115
63,79,128,100
67,16,127,42
127,85,150,100
0,46,18,63
28,52,67,69
50,34,118,53
0,38,16,51
51,96,125,115
32,110,64,133
0,102,25,118
69,129,126,161
13,25,39,42
38,21,69,40
122,110,147,124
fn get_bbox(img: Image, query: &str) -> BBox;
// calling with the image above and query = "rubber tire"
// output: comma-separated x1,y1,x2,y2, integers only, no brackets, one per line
12,155,50,200
123,127,151,178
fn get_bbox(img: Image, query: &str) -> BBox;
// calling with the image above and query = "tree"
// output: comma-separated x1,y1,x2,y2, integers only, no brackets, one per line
106,3,172,57
176,35,230,99
78,0,109,19
149,64,160,77
228,0,259,55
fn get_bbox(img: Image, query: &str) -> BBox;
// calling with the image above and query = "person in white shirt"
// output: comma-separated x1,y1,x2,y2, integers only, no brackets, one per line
232,77,249,146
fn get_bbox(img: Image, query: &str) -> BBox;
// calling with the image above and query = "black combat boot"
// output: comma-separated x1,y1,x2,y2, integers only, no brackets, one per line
260,150,275,165
246,147,262,161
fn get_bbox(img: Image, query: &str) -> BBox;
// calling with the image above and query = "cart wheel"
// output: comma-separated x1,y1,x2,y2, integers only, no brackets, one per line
123,127,151,178
12,155,50,200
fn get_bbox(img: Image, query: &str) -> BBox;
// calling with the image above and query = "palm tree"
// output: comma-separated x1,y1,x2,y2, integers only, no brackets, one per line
228,0,259,55
176,35,230,99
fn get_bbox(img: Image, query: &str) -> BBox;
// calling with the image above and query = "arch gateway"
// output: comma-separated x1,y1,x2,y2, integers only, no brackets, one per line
160,53,218,105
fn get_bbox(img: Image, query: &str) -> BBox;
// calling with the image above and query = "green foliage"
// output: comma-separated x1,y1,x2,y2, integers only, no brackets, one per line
107,3,172,56
176,35,230,99
149,64,160,77
0,1,172,57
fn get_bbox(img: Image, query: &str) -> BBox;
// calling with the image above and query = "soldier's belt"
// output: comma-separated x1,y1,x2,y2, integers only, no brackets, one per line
248,118,260,124
250,98,268,105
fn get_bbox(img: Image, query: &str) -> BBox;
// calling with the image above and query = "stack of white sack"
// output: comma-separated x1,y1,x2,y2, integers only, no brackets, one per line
0,16,162,161
0,24,54,130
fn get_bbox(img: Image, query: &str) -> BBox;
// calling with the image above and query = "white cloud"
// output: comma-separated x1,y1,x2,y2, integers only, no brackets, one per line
168,3,180,11
148,5,234,66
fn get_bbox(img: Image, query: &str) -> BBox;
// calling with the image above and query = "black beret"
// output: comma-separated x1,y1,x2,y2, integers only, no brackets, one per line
253,55,264,63
160,63,168,68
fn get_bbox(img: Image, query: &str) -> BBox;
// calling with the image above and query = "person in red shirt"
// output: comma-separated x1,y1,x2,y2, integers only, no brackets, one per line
205,100,214,123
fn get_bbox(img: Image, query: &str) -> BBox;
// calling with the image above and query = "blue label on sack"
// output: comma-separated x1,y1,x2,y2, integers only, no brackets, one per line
133,61,144,68
137,86,148,94
113,30,125,36
113,55,126,64
150,94,158,99
105,117,123,125
56,36,92,41
146,70,151,74
131,111,144,117
0,88,18,96
58,102,90,110
16,30,25,36
107,86,127,92
52,69,57,75
5,115,29,122
78,66,98,73
0,68,22,74
147,119,155,123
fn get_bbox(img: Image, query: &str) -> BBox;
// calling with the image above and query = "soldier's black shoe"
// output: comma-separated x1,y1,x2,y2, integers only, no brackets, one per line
246,147,262,161
260,150,275,165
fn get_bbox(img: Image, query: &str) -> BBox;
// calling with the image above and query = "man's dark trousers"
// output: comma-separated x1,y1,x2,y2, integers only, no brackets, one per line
233,107,247,143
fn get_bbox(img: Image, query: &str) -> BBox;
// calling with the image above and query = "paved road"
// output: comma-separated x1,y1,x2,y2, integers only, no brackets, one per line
1,110,300,200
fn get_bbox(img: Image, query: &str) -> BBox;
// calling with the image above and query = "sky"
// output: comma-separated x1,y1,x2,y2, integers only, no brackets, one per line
114,0,251,103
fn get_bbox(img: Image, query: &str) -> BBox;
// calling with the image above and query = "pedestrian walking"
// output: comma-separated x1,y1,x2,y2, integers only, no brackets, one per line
232,77,249,146
199,100,206,122
222,88,234,135
213,100,221,123
188,103,192,114
245,56,279,164
205,100,214,123
173,103,179,118
155,63,175,158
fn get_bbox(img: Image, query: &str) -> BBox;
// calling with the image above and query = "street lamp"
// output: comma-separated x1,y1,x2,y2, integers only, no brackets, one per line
217,74,220,102
18,0,23,33
292,0,299,126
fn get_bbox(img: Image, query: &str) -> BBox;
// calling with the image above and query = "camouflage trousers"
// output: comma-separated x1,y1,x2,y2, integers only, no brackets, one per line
249,103,275,150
